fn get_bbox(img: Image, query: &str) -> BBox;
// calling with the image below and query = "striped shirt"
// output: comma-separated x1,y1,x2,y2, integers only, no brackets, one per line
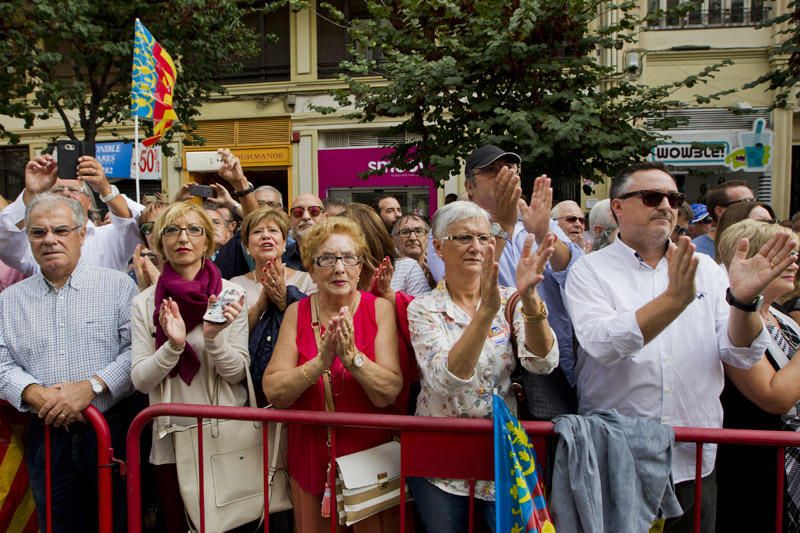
0,261,137,412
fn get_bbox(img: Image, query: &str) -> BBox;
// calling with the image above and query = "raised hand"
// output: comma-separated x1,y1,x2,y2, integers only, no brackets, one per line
217,148,247,187
479,242,502,317
516,233,555,300
369,256,395,301
664,236,699,309
319,316,341,368
203,294,245,340
174,183,194,202
206,183,237,210
25,155,58,194
493,166,522,229
728,232,798,302
76,156,112,195
133,244,161,291
159,297,186,347
261,258,288,310
520,175,553,242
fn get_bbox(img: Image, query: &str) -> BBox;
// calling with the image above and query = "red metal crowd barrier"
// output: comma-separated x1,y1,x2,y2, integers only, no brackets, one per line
0,401,115,533
125,404,800,533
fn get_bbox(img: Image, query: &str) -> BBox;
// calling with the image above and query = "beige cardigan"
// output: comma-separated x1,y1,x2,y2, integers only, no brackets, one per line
131,279,249,464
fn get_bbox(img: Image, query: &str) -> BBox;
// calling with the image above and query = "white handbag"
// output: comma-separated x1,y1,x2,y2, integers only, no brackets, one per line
168,363,290,532
334,440,405,526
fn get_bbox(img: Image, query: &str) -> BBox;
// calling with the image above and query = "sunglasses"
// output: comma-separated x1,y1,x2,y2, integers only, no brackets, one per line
290,205,323,219
139,222,155,236
554,215,585,225
673,225,688,236
617,189,686,209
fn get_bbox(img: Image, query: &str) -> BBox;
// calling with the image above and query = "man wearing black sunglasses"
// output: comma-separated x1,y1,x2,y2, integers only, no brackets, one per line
694,180,756,259
565,161,797,533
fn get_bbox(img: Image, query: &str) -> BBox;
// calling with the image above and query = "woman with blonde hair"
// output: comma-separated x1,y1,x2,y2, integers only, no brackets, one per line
131,202,248,530
264,217,402,532
716,218,800,531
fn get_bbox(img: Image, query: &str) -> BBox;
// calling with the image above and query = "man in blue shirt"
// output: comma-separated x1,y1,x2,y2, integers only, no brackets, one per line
692,181,756,259
0,193,137,532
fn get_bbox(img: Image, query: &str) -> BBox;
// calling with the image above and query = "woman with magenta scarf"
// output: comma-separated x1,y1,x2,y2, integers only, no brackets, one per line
131,202,249,531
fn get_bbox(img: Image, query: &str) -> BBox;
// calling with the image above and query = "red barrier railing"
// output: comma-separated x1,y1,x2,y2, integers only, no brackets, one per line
0,402,115,533
125,404,800,533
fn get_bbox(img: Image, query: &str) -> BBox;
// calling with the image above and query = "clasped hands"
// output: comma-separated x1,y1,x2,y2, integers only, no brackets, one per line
317,307,359,369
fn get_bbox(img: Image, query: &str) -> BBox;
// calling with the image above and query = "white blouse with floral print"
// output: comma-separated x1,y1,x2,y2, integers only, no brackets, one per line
407,282,559,501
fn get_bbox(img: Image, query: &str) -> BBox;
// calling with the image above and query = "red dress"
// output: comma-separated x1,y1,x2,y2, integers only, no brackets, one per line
287,291,395,495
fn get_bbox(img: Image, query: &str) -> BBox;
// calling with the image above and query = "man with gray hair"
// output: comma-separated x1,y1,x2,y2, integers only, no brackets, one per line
551,200,587,250
0,153,143,275
587,198,618,251
0,193,137,532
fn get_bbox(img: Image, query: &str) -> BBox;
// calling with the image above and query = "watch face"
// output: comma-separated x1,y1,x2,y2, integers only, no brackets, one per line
353,354,365,368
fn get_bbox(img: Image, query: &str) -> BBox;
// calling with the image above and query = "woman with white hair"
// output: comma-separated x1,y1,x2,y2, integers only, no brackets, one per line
406,200,559,531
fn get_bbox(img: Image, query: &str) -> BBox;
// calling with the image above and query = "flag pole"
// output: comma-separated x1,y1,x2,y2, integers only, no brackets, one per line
134,115,141,203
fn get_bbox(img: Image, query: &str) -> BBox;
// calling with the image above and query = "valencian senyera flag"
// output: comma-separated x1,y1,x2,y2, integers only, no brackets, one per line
493,393,555,533
131,18,178,146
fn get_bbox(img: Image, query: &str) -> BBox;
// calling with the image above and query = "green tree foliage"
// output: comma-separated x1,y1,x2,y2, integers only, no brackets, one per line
318,0,732,187
0,0,287,145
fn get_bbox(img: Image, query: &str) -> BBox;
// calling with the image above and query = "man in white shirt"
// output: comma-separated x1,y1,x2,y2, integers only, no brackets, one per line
564,161,796,532
0,153,143,274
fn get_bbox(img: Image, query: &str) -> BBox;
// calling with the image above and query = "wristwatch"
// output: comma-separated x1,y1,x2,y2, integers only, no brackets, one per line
232,181,255,198
490,223,510,242
352,353,365,369
100,185,120,204
725,287,764,312
88,376,104,395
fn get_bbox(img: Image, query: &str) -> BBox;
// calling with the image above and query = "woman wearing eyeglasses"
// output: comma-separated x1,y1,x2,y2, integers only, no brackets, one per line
714,219,800,532
406,201,559,531
263,217,402,533
131,202,249,531
231,207,314,406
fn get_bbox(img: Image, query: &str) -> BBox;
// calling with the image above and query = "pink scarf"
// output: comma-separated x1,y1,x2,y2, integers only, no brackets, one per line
153,259,223,385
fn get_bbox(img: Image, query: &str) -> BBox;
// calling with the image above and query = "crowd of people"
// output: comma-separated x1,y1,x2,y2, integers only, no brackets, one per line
1,143,800,533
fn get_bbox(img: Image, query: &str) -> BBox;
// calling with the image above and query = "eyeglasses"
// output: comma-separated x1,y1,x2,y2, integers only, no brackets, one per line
695,216,714,225
474,162,519,177
443,233,492,246
50,185,86,196
554,215,585,225
394,227,428,239
313,254,362,268
673,225,688,236
258,200,283,209
290,205,323,219
721,197,757,208
28,225,82,240
161,225,205,238
617,189,686,209
139,222,155,236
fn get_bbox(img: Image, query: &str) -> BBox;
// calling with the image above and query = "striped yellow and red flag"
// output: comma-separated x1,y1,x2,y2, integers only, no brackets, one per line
0,407,37,533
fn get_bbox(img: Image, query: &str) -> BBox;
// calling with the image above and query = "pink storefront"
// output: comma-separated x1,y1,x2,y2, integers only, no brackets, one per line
317,146,438,216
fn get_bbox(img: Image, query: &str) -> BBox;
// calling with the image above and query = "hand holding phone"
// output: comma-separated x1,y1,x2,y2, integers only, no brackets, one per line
203,287,244,324
56,140,95,179
188,184,215,198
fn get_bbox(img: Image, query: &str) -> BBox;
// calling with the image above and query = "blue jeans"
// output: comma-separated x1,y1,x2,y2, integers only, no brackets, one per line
25,404,130,533
408,477,496,533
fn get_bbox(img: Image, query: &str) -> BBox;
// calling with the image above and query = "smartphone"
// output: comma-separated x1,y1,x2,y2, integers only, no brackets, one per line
188,184,215,198
203,287,243,324
56,140,95,179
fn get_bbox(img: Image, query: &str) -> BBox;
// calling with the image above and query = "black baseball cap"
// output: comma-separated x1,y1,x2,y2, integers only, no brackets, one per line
465,145,521,177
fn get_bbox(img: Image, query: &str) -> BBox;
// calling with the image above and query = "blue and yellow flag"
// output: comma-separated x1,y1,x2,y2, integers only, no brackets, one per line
131,19,178,146
493,393,555,533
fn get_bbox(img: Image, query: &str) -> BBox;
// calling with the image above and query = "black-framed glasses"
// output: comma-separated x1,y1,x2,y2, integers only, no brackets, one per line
290,205,323,219
695,216,714,225
139,222,155,236
161,225,205,238
443,233,492,246
721,197,757,208
673,225,688,236
554,215,586,225
617,189,686,209
313,254,362,268
28,225,82,240
394,227,428,239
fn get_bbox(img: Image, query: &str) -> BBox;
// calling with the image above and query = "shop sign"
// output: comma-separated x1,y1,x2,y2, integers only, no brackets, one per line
318,146,431,182
96,142,161,180
649,119,772,171
185,147,291,171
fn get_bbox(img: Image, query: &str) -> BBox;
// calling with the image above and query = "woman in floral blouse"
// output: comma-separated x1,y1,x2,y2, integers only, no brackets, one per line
406,200,559,532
